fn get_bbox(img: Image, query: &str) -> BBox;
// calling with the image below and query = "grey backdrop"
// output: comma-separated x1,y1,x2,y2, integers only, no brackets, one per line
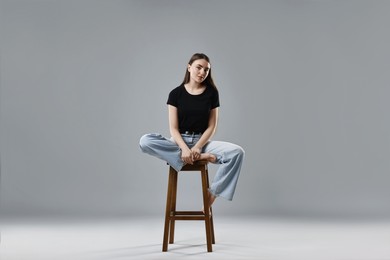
1,0,389,219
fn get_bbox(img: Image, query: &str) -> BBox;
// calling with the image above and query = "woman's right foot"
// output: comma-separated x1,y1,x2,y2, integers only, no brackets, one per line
202,192,216,214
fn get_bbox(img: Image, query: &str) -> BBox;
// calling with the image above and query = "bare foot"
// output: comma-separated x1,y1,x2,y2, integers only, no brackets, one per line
208,193,216,207
202,191,217,214
198,153,217,163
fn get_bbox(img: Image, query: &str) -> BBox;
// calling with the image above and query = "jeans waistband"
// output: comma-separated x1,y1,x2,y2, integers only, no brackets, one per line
181,131,203,136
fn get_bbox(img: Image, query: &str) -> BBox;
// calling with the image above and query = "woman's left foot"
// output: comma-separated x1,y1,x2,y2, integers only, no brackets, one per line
198,153,217,163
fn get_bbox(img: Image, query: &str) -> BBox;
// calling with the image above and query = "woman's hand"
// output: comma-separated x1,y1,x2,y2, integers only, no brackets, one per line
181,148,194,165
191,146,202,161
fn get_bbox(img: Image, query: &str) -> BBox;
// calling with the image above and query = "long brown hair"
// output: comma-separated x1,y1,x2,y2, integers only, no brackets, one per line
181,53,218,90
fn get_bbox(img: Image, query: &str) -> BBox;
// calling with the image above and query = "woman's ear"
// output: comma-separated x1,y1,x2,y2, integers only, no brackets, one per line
187,64,191,72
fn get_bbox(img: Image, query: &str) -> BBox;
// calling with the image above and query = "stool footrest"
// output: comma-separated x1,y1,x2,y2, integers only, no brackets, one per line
174,211,204,215
173,216,205,220
170,211,211,221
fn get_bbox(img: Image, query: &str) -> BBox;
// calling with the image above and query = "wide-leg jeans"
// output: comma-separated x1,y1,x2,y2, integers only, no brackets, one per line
139,133,245,200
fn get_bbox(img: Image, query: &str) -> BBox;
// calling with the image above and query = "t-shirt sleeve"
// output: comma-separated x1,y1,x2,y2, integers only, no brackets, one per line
167,88,178,107
211,88,220,109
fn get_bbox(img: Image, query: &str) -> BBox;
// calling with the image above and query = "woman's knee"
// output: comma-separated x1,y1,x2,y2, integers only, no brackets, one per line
139,134,148,151
139,134,154,151
234,145,245,158
224,143,245,159
139,133,164,152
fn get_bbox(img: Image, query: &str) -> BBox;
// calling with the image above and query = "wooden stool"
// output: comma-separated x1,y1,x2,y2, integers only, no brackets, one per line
162,160,215,252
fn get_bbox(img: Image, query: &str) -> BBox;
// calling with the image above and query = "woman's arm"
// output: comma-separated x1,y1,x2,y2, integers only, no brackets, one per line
191,108,218,159
168,105,194,164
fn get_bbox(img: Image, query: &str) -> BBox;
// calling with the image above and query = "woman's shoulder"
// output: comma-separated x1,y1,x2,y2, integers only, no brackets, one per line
171,84,184,92
206,85,219,95
169,84,185,95
168,84,185,98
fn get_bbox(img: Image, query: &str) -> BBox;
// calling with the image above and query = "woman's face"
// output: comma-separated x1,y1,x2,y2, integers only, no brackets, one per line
188,59,210,84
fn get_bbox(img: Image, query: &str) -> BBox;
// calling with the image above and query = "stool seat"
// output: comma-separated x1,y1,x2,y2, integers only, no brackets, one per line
162,160,215,252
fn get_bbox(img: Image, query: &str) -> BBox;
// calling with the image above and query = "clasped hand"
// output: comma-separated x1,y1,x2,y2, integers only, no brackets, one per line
181,147,201,164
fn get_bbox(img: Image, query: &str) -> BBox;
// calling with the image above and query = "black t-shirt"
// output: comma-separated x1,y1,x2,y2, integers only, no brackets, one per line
167,84,220,133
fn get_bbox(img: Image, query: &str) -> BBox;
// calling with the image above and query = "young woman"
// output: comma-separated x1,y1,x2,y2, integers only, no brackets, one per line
139,53,244,208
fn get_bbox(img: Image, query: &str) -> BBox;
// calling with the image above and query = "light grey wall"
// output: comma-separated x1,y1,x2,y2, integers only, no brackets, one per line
1,0,390,219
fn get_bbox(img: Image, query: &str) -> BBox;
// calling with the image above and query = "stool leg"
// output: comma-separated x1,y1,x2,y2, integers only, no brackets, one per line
210,208,215,244
162,167,175,252
169,169,178,244
201,167,213,252
205,169,216,244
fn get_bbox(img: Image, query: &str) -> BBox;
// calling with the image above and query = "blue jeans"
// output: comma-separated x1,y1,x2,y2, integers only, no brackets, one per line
139,133,245,201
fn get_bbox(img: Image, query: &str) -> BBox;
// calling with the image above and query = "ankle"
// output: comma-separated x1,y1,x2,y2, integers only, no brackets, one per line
208,193,216,207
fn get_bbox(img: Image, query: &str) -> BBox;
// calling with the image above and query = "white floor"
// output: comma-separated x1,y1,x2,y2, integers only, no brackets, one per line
1,216,390,260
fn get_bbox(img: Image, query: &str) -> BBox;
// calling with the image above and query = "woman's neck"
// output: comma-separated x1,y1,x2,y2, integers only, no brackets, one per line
184,81,205,95
185,81,203,90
